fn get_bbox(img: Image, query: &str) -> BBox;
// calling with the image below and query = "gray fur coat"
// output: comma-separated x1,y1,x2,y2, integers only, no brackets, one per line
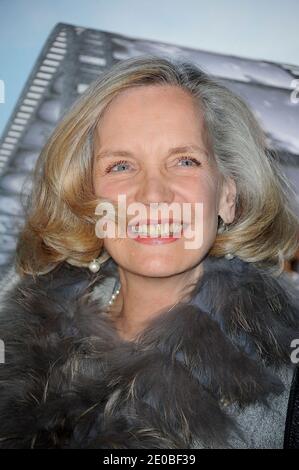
0,254,299,449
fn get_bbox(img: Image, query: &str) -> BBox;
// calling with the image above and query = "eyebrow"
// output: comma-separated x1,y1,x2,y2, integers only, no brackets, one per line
95,144,210,161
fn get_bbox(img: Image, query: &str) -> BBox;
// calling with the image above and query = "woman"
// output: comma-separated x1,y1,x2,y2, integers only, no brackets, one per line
0,55,299,449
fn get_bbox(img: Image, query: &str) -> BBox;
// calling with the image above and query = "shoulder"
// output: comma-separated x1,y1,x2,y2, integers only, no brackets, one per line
224,363,297,449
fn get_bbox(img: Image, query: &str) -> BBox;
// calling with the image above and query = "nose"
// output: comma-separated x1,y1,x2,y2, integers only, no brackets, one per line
134,170,174,206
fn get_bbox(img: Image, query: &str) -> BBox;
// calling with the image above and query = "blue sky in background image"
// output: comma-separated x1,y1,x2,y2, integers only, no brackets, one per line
0,0,299,136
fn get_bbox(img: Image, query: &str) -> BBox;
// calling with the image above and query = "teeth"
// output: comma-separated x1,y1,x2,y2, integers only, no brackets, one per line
149,225,158,236
170,223,183,233
130,223,183,236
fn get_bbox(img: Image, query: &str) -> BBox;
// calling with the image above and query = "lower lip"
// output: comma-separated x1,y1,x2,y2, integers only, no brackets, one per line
133,236,179,245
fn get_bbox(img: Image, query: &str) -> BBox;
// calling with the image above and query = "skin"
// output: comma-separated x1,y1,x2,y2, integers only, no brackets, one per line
92,85,236,341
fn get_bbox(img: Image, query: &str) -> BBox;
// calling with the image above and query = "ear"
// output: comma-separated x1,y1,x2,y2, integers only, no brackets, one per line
218,176,237,224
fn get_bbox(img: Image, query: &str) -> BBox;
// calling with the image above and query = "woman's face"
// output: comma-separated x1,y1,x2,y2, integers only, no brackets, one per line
92,85,236,278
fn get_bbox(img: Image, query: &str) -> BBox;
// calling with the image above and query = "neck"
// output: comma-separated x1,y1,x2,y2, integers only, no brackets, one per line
110,262,204,341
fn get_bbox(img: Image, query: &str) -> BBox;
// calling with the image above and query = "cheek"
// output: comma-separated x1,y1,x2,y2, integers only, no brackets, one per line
93,169,133,199
183,177,219,244
93,176,120,199
184,177,218,214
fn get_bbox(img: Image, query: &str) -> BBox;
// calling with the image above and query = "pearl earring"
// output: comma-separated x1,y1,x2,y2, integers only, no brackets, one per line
88,250,111,273
88,259,101,273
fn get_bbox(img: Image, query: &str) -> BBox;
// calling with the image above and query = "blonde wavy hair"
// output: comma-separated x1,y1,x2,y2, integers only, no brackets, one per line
15,55,299,277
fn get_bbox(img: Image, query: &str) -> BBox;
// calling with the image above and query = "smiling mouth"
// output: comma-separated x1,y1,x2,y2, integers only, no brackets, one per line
128,222,186,238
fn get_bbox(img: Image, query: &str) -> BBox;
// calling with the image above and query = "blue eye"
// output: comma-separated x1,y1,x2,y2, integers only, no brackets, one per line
104,156,201,174
105,160,130,173
177,156,201,167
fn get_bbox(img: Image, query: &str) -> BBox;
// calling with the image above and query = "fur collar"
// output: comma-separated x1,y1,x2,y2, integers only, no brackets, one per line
0,254,299,449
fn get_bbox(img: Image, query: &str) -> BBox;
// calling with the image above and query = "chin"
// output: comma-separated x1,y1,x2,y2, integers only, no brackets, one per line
132,266,182,278
114,254,182,277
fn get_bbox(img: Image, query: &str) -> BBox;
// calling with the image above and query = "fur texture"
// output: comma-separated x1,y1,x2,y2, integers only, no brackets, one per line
0,254,299,449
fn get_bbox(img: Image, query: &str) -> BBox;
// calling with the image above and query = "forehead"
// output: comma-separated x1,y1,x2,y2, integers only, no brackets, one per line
93,85,213,162
95,85,205,136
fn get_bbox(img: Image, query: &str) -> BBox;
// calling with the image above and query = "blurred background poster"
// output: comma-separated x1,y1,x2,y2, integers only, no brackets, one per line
0,0,299,275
